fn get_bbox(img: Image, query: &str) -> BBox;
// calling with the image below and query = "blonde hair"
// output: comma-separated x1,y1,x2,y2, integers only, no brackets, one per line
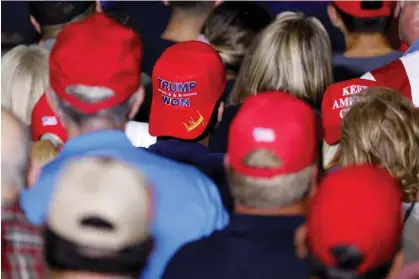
31,140,59,167
322,141,340,171
339,88,419,202
228,149,315,208
229,11,333,106
1,45,50,125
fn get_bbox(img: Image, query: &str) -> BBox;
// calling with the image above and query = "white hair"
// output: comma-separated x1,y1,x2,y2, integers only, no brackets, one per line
1,45,50,124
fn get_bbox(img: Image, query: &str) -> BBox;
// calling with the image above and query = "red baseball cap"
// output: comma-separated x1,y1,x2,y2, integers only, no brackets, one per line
228,92,317,178
333,1,395,18
308,165,402,274
49,13,142,114
321,78,381,145
31,93,67,143
149,41,225,140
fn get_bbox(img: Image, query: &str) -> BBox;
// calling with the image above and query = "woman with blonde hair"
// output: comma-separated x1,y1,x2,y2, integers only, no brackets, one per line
338,87,419,264
1,45,49,125
209,11,333,152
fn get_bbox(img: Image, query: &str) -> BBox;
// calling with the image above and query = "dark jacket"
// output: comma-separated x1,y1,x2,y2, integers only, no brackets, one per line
148,140,234,213
163,214,309,279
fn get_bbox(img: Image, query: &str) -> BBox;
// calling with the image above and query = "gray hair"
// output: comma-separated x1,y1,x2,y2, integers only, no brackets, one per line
1,108,31,189
227,149,315,209
53,85,137,128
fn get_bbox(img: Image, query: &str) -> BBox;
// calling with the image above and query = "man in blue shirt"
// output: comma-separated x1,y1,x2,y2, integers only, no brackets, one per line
20,13,228,279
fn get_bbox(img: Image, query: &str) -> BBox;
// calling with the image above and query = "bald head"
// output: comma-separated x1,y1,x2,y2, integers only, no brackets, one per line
398,1,419,46
1,108,30,193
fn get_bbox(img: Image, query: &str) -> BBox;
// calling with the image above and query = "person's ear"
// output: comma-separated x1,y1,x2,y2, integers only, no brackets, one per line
27,157,42,189
30,16,41,34
214,0,223,7
95,0,103,13
327,4,343,30
217,101,224,123
294,224,309,259
310,167,319,198
128,87,145,120
387,250,404,278
223,154,230,169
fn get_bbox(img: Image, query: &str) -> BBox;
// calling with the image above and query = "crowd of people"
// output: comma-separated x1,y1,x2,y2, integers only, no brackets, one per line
1,1,419,279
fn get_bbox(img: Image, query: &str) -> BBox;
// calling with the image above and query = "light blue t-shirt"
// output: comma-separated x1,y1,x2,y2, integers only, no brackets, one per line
20,130,229,279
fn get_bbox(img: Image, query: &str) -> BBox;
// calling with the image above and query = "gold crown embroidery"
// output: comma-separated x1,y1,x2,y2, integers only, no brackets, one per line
183,110,205,132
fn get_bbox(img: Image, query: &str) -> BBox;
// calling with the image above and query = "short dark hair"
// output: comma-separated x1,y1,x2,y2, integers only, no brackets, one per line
169,1,214,14
334,2,392,34
29,1,95,26
201,2,272,75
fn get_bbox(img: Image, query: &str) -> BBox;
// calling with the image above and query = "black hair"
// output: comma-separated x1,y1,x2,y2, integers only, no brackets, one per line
311,245,395,279
201,2,272,75
45,226,153,277
28,1,95,26
333,1,392,34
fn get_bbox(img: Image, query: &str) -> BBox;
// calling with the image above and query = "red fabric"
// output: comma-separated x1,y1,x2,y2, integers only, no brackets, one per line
1,203,46,279
333,1,395,18
369,58,412,100
307,165,402,274
227,92,317,178
49,13,142,114
149,41,225,140
31,94,67,142
321,78,382,145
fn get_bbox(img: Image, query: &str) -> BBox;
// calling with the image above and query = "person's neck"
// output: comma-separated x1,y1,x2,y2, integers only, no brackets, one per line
344,32,394,57
161,12,207,42
198,137,209,147
235,200,306,216
66,122,124,140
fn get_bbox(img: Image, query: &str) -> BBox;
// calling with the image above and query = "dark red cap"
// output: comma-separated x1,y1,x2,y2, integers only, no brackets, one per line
333,1,395,18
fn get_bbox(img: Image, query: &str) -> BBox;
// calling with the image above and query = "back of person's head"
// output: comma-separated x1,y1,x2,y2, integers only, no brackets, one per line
328,1,395,35
229,11,333,107
29,1,95,39
308,165,403,279
320,78,384,170
149,41,225,142
201,2,272,78
46,13,143,135
1,108,30,195
226,92,317,209
339,88,419,202
1,45,49,125
398,1,419,46
46,157,152,278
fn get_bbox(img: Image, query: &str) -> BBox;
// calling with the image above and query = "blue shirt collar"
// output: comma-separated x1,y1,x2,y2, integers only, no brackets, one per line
404,40,419,55
60,129,132,155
